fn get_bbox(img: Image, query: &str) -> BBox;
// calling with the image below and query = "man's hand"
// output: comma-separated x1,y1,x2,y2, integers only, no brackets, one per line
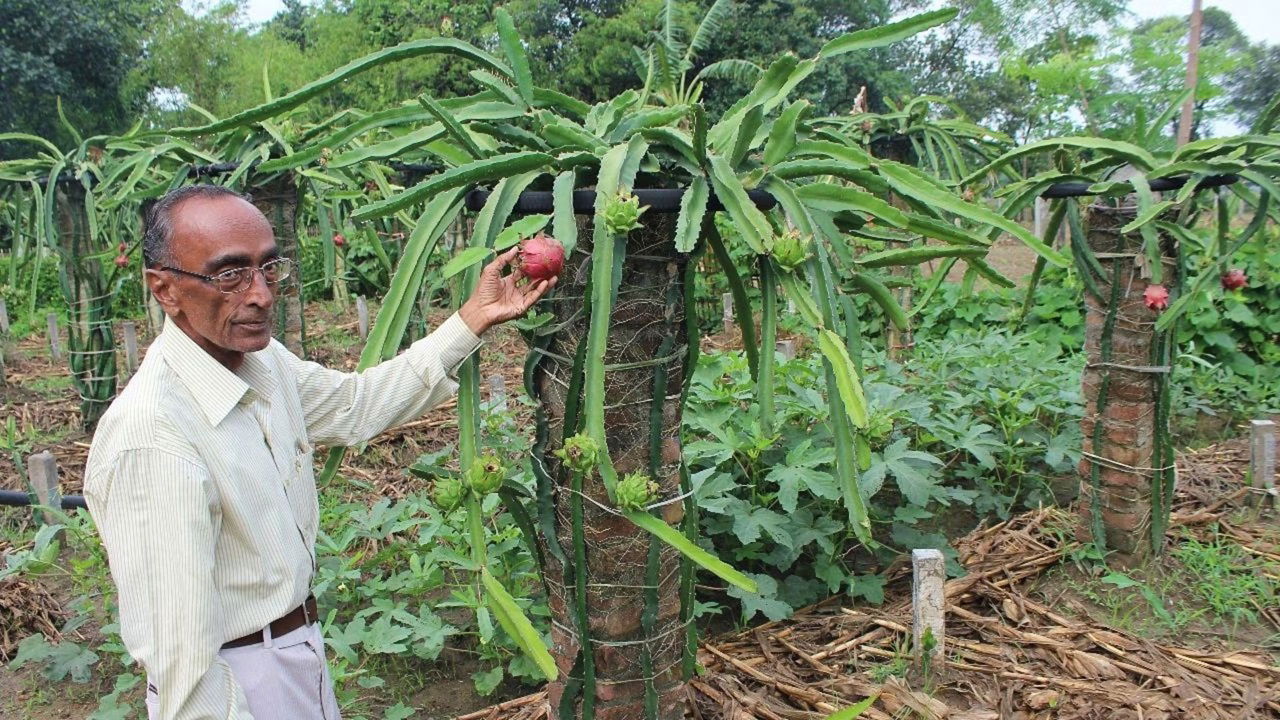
458,247,557,335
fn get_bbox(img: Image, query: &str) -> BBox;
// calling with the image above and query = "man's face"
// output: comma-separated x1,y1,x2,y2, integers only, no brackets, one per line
147,195,278,366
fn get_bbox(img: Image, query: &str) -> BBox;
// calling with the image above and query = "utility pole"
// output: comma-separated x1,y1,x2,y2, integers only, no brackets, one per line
1177,0,1204,146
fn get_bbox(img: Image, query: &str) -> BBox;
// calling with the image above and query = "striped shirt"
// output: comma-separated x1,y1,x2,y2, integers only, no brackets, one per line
84,313,481,719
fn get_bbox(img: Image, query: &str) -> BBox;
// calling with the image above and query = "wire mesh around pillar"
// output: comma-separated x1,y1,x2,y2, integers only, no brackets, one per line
55,181,118,430
1074,198,1179,560
528,212,694,720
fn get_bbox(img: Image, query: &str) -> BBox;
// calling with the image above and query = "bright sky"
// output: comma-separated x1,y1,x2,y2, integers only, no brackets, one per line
241,0,1278,44
1126,0,1278,45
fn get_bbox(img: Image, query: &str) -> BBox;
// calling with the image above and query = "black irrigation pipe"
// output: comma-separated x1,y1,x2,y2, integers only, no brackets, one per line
33,162,1236,205
0,490,87,510
189,162,241,178
35,159,442,188
465,188,777,214
1042,174,1238,198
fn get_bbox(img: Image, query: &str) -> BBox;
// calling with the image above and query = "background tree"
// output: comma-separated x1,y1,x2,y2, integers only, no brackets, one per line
1124,7,1249,142
0,0,165,158
692,0,909,117
1230,43,1280,130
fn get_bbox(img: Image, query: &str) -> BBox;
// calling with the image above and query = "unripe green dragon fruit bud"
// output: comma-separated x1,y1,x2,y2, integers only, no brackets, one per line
466,452,506,495
554,434,601,474
602,191,646,235
770,228,811,271
432,477,468,512
615,471,659,512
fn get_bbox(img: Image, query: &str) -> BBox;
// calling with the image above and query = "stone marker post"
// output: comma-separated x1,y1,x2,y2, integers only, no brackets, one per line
121,321,139,374
912,549,946,666
47,312,61,360
0,297,7,385
775,339,796,361
1251,419,1277,509
28,451,60,523
487,373,506,399
356,296,369,340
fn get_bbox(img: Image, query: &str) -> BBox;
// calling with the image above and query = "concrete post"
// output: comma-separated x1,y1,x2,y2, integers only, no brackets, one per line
722,293,733,333
28,451,60,511
121,321,139,374
1034,197,1047,240
911,549,946,666
488,374,506,402
1251,419,1276,508
356,296,369,340
0,296,9,334
775,339,796,361
47,312,61,360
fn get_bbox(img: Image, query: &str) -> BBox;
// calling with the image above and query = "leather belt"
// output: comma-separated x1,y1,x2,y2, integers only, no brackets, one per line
222,595,318,649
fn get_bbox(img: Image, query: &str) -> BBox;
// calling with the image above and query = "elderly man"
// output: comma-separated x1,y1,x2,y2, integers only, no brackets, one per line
84,184,553,720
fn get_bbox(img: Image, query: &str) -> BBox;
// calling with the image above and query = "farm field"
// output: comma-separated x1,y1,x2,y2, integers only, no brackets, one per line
3,0,1280,718
2,296,1278,719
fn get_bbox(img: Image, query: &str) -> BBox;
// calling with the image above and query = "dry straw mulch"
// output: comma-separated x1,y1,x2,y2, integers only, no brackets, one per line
0,538,68,663
460,436,1280,720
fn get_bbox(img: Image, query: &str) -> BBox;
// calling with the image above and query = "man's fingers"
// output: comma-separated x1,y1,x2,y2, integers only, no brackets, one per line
521,281,549,312
530,277,555,302
487,247,519,275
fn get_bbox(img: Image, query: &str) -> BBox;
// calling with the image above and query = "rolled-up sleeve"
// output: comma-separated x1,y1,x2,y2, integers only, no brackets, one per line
285,312,482,447
85,448,253,720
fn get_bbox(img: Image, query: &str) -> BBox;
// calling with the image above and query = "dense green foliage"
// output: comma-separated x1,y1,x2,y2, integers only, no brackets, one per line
0,0,165,158
2,1,1277,717
7,0,1273,150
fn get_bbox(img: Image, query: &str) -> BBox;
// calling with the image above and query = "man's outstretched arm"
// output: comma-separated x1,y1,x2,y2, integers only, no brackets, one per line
287,248,554,447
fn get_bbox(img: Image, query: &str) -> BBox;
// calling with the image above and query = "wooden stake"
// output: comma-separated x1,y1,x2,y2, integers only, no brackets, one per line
912,548,946,665
1250,419,1276,508
47,312,61,360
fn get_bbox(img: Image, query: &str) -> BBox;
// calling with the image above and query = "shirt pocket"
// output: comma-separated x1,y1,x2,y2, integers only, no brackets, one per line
287,439,319,544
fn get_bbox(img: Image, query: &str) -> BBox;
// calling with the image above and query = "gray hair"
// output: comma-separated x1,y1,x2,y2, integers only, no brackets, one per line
142,184,250,268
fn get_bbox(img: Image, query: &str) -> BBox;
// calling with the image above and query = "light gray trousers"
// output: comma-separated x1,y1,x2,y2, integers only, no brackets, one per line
146,623,342,719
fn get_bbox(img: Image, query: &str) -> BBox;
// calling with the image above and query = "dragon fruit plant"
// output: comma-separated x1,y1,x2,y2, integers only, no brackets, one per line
107,4,1098,717
965,98,1280,558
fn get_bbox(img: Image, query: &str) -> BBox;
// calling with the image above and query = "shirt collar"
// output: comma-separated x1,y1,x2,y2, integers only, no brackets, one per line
159,319,276,426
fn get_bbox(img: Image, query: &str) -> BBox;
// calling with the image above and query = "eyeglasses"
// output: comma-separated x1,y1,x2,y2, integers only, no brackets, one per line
162,258,293,294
